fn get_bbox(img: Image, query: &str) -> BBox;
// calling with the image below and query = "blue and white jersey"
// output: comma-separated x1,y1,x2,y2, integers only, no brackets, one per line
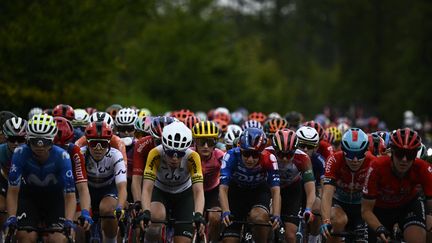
220,147,279,188
311,152,325,187
9,145,75,193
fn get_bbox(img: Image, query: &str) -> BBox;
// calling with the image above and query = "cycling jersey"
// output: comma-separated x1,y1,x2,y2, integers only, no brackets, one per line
323,151,375,204
143,145,204,194
65,143,87,183
0,143,13,178
132,135,155,176
9,145,75,193
191,147,225,192
81,146,127,188
318,140,333,161
220,147,280,188
125,139,136,178
265,147,314,188
362,156,432,208
75,134,127,167
311,152,326,187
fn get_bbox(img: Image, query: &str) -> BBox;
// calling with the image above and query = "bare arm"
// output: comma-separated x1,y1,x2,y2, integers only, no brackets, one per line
76,182,90,211
116,181,127,208
270,186,281,216
219,184,230,213
304,181,316,210
64,192,76,221
361,198,381,230
320,184,335,222
141,179,154,211
131,175,143,202
6,186,19,217
192,182,205,214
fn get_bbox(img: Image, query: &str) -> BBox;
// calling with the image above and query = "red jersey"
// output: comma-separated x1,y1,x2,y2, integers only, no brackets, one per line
67,143,87,183
363,156,432,208
323,151,375,204
318,140,333,161
132,135,155,176
191,147,224,192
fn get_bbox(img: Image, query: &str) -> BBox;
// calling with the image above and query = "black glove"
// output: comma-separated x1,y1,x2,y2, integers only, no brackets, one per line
139,210,151,225
133,201,142,212
376,225,390,238
192,212,205,227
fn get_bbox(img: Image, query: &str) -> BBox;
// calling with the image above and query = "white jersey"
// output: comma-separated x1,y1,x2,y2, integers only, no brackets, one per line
81,147,127,188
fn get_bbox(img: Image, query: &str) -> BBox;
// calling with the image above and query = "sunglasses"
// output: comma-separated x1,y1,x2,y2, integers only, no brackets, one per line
28,137,53,147
298,143,317,150
392,148,417,161
241,150,261,159
164,149,186,158
7,136,26,144
195,138,217,147
276,150,295,159
117,126,135,133
344,151,366,161
88,139,110,149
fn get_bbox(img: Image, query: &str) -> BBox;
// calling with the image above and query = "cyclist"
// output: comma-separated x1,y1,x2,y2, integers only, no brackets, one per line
71,108,90,143
224,125,242,151
367,133,387,157
114,108,138,202
220,128,281,242
140,121,205,242
0,111,17,144
303,121,334,161
0,117,27,229
362,128,432,243
53,117,92,232
325,126,342,152
192,121,225,242
320,128,374,243
28,107,43,120
82,121,127,243
266,129,316,242
52,104,75,121
284,111,304,131
4,114,76,242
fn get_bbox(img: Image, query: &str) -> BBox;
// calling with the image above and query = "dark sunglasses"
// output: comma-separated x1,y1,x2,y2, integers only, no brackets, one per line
241,150,261,159
28,137,53,147
117,126,135,133
276,150,295,159
164,149,186,158
392,148,417,161
7,136,26,144
195,138,217,147
88,139,110,149
344,151,366,161
298,143,317,150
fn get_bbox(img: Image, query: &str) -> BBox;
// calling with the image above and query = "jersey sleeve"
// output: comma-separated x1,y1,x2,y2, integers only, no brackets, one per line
362,163,378,200
58,149,76,193
266,153,280,187
70,144,87,183
111,135,128,167
133,137,153,176
112,150,127,184
220,150,235,186
187,151,204,184
323,155,339,186
8,146,26,186
143,147,161,181
75,136,86,147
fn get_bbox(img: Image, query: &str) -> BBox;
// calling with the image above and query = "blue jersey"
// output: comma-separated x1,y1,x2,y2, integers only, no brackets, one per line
0,144,13,177
311,152,325,187
220,147,279,188
9,145,75,193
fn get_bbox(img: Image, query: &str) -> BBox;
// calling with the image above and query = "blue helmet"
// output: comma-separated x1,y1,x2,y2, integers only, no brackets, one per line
375,131,391,149
341,128,368,159
239,128,267,151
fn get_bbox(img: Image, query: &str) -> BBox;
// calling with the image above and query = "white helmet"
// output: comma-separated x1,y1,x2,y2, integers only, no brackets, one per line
135,116,152,133
28,107,43,120
162,122,192,151
215,107,230,115
195,111,207,122
337,122,350,135
242,119,263,130
296,126,319,145
73,109,90,127
224,125,243,146
267,112,281,119
89,112,114,129
115,108,138,126
27,114,58,139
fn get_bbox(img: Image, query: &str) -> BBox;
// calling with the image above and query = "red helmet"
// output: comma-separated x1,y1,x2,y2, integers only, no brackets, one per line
248,112,267,124
213,117,228,133
85,121,113,140
390,128,421,150
171,109,194,122
52,104,75,121
272,128,298,152
264,118,288,135
183,115,201,130
213,111,231,124
303,121,325,140
85,107,97,115
367,133,386,156
53,117,74,146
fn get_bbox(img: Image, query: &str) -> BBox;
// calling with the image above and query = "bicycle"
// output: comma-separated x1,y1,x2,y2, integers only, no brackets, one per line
141,217,207,243
220,218,273,243
4,225,74,243
79,212,117,243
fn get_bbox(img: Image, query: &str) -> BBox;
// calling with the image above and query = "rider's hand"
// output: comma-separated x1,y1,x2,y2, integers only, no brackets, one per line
80,209,93,231
221,211,232,227
193,212,206,236
114,206,125,221
303,208,314,224
3,216,17,231
63,219,76,234
133,201,142,215
375,225,390,242
270,215,281,230
319,219,332,239
138,209,152,229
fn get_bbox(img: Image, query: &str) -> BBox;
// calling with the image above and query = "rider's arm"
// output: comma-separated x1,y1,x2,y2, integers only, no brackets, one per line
219,151,234,213
270,186,281,217
64,192,76,221
141,147,160,211
132,175,143,202
116,181,127,209
113,151,127,208
76,182,91,211
6,186,19,217
112,135,128,167
302,157,316,210
189,151,205,214
321,183,335,222
219,184,230,213
131,138,151,202
59,150,77,220
267,153,281,216
361,199,381,229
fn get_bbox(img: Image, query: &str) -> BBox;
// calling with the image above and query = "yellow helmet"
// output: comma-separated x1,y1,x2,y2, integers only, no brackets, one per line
326,126,342,144
192,121,219,138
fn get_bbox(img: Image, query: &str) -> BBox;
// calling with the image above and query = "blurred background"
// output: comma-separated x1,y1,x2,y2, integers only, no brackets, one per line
0,0,431,129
